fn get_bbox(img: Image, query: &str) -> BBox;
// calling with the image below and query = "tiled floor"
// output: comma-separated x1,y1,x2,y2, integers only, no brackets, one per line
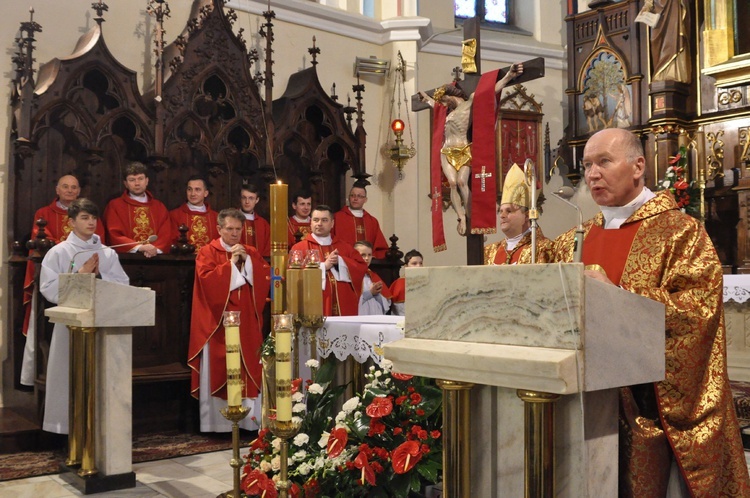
3,450,750,497
0,449,238,497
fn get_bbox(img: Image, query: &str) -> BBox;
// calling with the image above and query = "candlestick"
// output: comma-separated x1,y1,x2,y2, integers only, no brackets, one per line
274,314,294,422
223,311,242,407
270,182,289,315
302,265,323,317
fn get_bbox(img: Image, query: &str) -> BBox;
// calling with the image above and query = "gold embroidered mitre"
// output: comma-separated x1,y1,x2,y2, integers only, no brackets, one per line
500,163,529,208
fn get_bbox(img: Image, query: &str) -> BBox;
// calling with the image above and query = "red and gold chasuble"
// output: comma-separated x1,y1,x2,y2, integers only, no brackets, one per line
483,227,552,266
553,191,750,497
169,204,218,252
242,216,270,258
103,191,172,253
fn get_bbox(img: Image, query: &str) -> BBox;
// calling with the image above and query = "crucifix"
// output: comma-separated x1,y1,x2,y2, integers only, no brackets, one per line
413,18,545,265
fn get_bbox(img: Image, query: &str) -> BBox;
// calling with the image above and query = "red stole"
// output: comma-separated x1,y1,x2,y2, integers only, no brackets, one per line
470,69,501,235
430,103,448,252
493,244,524,265
354,217,367,241
242,215,270,258
582,222,641,286
243,219,257,248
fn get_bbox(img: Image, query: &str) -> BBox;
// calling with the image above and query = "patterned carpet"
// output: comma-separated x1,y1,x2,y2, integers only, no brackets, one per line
0,431,250,482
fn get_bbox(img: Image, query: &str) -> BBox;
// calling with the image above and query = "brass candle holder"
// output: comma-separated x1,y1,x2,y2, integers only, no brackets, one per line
268,414,303,498
299,314,324,363
218,405,250,498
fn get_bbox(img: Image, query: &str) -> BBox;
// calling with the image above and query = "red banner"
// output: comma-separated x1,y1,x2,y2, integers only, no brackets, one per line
430,104,447,252
470,69,500,235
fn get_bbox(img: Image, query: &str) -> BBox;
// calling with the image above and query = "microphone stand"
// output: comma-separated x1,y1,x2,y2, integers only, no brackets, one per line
553,187,584,263
69,235,158,273
524,159,538,264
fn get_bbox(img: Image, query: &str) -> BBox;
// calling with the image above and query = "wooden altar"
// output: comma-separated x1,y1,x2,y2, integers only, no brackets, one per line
7,0,400,434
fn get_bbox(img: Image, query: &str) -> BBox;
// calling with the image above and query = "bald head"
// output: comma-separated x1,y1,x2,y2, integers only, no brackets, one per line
56,174,81,207
582,128,646,207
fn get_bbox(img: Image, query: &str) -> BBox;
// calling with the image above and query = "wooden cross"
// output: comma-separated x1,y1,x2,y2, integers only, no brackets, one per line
474,165,492,192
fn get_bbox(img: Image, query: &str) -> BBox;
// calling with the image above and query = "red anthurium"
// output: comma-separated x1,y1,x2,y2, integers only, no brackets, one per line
669,153,681,165
366,396,393,418
368,418,386,437
392,440,423,474
291,378,303,394
674,180,688,190
242,469,278,498
354,450,377,486
392,372,413,381
327,427,348,458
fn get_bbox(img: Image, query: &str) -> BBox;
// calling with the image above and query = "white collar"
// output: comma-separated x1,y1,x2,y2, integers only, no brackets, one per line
292,215,310,223
68,231,101,249
129,192,149,203
600,187,655,229
312,234,332,245
56,200,70,211
505,227,530,251
187,202,207,213
349,208,364,218
243,211,255,220
219,239,234,251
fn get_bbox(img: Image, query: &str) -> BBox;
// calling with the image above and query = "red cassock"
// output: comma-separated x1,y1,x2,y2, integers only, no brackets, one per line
332,207,389,259
288,217,311,249
188,239,271,400
389,277,405,304
290,234,367,316
169,204,219,252
103,191,172,253
241,215,270,258
22,200,106,335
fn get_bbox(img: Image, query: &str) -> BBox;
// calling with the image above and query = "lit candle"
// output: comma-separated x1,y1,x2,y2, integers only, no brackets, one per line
302,265,324,317
274,314,294,422
223,311,242,407
270,181,289,314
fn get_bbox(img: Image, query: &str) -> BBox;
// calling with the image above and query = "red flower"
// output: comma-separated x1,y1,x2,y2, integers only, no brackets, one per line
303,478,321,497
669,153,682,165
291,378,303,394
289,482,301,498
393,427,403,436
409,393,422,405
366,396,393,418
674,180,688,190
354,450,377,486
327,427,348,458
395,395,407,406
392,372,413,381
416,409,425,416
421,443,431,454
242,469,278,498
417,430,428,440
368,418,386,436
392,440,423,474
431,430,441,439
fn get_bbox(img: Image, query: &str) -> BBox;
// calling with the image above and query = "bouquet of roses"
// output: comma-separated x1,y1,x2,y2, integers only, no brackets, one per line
658,145,701,218
242,359,443,498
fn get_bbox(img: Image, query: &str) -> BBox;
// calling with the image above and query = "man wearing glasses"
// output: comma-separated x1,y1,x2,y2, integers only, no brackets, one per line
333,182,388,259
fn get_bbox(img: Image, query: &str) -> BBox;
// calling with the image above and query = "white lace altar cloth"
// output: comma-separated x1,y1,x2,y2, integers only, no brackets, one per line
724,275,750,304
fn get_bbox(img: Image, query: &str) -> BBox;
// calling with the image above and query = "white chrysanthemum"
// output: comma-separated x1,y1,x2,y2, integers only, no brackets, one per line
271,437,282,452
342,397,360,413
292,392,304,403
271,455,281,471
293,402,306,413
318,431,330,448
308,383,324,395
335,411,347,423
260,460,272,473
293,433,309,446
292,416,303,424
381,359,393,370
305,359,320,369
293,450,307,462
298,462,312,476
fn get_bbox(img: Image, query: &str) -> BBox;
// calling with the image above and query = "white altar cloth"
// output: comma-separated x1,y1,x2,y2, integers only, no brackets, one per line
724,275,750,304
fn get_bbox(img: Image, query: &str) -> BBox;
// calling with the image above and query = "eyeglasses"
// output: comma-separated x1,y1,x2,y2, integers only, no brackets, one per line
350,194,366,199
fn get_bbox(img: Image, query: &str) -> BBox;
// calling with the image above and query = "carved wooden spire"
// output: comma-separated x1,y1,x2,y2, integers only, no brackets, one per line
308,36,320,67
147,0,171,156
92,0,108,25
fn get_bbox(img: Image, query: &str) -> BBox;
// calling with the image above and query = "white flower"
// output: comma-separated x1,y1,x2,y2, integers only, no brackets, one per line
293,433,310,446
292,392,304,403
305,359,320,369
314,456,326,470
381,359,393,371
342,397,360,413
260,460,272,473
271,437,282,452
318,431,330,448
354,411,362,420
293,402,307,413
271,455,281,471
307,383,324,395
384,378,391,385
374,370,382,378
335,411,347,423
298,462,312,476
662,180,671,188
293,450,307,462
292,416,303,424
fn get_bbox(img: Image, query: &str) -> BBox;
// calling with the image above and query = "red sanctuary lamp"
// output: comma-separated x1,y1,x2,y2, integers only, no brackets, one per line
390,118,413,174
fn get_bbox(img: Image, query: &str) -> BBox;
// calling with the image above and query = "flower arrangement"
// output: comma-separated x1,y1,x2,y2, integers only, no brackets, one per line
657,145,701,218
242,359,443,497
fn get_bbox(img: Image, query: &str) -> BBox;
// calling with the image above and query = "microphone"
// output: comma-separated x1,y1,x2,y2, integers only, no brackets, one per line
69,234,158,273
553,187,584,263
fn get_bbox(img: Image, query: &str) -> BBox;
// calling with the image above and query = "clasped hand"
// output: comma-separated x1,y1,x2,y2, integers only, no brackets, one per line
77,253,100,275
324,249,339,270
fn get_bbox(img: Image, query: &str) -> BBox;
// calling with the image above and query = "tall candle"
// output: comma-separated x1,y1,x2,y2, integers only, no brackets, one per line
274,314,293,422
223,311,242,407
270,182,289,314
302,266,324,316
286,268,303,314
